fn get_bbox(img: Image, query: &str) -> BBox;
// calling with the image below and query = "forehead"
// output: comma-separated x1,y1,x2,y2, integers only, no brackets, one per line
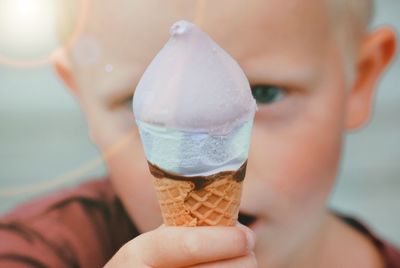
202,0,332,52
200,0,334,77
83,0,332,55
73,0,335,98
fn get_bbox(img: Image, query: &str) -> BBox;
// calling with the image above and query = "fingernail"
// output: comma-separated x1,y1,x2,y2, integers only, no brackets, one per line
236,223,256,250
246,228,256,251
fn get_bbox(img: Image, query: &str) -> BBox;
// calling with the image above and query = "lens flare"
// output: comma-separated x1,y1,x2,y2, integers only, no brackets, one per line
0,0,87,68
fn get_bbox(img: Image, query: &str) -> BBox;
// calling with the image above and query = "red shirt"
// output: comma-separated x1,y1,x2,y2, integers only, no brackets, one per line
0,179,399,267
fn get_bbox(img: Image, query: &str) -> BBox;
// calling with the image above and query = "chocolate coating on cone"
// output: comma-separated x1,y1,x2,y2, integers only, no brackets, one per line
148,161,247,190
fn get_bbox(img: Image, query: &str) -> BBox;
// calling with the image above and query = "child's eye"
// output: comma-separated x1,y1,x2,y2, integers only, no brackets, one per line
119,95,133,110
127,96,133,111
251,84,285,104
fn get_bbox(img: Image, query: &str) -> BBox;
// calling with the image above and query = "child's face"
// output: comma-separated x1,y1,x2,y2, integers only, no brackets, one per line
56,0,388,245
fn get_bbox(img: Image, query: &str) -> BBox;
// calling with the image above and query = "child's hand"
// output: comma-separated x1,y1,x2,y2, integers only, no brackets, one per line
104,224,257,267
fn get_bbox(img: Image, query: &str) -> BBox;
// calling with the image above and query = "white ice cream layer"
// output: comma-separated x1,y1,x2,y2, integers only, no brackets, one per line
137,120,253,176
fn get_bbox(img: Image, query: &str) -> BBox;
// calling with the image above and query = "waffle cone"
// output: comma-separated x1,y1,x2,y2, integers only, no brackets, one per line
153,175,242,226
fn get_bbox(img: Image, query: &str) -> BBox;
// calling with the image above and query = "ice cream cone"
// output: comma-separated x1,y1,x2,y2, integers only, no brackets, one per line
132,21,256,227
149,161,246,226
152,168,243,226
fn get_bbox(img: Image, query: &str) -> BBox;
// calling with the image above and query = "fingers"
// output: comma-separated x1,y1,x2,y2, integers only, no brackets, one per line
128,225,255,268
188,252,258,268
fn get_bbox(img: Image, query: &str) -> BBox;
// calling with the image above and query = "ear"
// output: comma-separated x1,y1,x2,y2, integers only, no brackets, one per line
346,27,397,130
51,48,78,93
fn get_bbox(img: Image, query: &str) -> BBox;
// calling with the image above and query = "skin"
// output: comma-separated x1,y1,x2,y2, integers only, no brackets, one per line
53,0,397,267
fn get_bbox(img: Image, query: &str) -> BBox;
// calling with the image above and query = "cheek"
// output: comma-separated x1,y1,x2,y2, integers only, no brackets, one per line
244,80,347,216
107,131,163,231
80,99,162,230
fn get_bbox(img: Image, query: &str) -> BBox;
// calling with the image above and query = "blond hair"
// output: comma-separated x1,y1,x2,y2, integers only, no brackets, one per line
56,0,374,44
328,0,374,84
330,0,374,33
55,0,374,84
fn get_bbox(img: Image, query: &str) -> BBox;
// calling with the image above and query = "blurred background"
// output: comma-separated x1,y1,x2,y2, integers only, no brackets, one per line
0,0,399,246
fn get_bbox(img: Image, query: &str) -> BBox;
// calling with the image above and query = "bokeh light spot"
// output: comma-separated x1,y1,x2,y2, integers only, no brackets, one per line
105,64,113,73
0,0,86,68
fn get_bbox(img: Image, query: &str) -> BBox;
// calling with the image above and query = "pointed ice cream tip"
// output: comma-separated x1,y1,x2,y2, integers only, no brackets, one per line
169,20,193,36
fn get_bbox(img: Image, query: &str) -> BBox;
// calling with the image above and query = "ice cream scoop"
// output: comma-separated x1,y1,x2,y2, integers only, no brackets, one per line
133,20,256,135
133,20,256,226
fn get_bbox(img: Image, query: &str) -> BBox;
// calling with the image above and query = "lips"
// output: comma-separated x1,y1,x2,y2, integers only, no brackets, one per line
238,211,258,227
